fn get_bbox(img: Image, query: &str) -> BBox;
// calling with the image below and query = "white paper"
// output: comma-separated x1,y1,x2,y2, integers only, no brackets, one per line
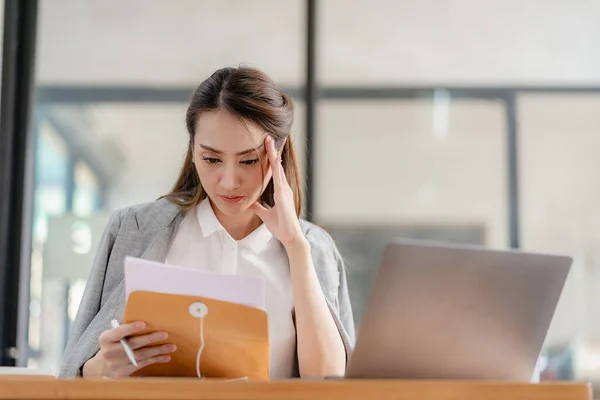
124,256,266,310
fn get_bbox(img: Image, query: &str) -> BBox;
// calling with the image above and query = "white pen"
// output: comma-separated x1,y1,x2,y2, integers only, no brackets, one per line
110,319,138,367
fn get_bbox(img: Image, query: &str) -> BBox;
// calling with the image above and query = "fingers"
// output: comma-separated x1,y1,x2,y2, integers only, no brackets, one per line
265,136,284,188
134,354,172,370
112,354,172,378
98,322,177,378
127,331,169,350
101,339,176,378
250,201,269,220
134,344,177,361
99,321,146,344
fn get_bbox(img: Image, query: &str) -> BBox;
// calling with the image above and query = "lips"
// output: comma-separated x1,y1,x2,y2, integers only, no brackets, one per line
220,195,244,203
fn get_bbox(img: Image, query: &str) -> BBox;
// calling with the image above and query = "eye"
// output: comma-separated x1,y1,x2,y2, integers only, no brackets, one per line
241,159,259,166
202,157,221,164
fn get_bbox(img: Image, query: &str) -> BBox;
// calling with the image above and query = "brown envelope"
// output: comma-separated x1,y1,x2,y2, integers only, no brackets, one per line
123,291,270,380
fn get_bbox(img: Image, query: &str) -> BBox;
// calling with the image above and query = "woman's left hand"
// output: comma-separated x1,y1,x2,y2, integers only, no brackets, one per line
250,136,305,249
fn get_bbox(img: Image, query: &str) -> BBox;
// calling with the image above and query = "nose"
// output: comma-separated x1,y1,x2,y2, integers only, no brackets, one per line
219,163,240,191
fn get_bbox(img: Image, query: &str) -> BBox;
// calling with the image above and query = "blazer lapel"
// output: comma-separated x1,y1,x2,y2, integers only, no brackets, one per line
112,216,182,318
141,226,177,262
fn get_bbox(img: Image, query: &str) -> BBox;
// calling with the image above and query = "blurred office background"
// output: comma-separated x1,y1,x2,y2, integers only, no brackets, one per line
1,0,600,388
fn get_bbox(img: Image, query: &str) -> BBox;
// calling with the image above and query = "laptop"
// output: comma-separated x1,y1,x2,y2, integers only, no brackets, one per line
345,239,572,381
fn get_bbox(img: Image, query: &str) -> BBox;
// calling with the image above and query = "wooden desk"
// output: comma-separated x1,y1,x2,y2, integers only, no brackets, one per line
0,376,593,400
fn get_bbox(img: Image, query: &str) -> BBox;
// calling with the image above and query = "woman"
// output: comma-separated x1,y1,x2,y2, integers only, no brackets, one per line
58,66,355,379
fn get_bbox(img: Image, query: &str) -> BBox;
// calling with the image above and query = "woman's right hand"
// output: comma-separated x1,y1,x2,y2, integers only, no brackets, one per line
83,321,177,378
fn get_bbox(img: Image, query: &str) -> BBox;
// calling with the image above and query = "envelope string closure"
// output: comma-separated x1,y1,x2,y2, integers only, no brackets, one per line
189,302,209,379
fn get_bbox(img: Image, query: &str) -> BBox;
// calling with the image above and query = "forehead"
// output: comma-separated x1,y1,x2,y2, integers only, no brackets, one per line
194,110,264,152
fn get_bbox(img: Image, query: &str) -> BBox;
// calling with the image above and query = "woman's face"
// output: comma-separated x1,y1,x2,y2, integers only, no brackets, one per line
192,110,273,217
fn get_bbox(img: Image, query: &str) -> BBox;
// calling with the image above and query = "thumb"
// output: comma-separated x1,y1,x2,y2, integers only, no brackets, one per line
250,201,269,220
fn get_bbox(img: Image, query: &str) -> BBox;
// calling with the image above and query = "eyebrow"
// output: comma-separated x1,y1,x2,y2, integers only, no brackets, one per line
199,144,264,156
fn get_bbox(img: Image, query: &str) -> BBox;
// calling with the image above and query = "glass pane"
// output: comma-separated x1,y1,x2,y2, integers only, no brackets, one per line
73,160,100,216
28,122,71,370
316,98,509,325
319,0,600,85
519,93,600,384
37,0,304,86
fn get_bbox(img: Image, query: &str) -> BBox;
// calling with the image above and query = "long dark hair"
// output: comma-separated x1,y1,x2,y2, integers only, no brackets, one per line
164,66,303,216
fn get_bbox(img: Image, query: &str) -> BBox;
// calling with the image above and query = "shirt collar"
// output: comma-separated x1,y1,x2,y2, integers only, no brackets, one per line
196,199,223,238
243,223,274,254
196,199,273,253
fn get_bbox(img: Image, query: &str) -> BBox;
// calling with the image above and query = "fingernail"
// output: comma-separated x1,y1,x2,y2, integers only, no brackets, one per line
159,332,169,340
167,345,177,352
161,356,171,363
136,322,146,329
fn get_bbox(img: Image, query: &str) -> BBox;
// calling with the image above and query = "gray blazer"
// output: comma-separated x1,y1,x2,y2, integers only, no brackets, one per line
58,198,356,378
